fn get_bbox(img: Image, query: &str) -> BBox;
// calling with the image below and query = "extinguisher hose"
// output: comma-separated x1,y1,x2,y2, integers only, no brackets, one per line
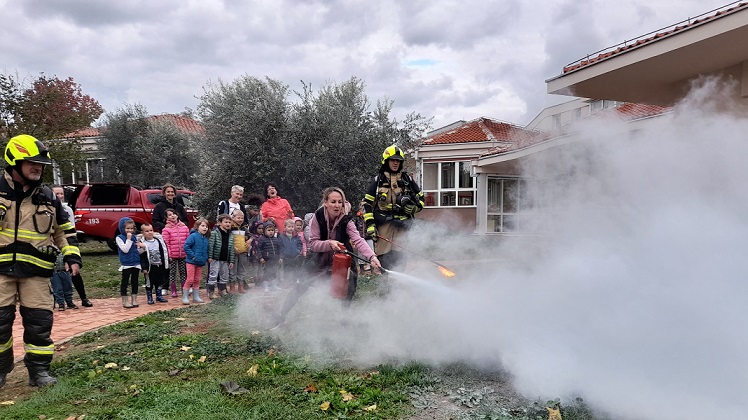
339,250,389,273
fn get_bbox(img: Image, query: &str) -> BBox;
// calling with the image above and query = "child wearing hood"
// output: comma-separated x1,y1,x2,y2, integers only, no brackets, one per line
116,217,145,308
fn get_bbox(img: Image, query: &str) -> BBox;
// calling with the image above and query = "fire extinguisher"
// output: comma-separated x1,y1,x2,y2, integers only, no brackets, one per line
330,246,352,299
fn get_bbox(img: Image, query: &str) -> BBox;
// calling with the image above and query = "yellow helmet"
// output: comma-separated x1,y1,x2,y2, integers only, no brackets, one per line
4,134,52,166
381,145,405,165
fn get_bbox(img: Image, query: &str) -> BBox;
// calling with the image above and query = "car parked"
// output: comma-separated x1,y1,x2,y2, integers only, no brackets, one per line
66,183,199,250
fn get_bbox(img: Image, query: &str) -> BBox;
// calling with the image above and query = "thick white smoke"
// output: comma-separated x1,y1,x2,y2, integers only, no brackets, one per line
237,79,748,419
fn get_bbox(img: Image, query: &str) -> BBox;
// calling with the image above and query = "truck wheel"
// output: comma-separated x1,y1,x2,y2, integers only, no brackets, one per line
107,237,117,252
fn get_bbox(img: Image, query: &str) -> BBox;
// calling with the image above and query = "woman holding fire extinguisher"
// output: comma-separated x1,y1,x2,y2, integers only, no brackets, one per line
272,187,382,329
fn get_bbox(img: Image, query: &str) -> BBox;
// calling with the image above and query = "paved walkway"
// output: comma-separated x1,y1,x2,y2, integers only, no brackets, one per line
10,294,211,362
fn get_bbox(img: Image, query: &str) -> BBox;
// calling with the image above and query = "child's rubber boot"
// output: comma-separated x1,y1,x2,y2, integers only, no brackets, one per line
122,295,133,308
170,281,178,298
238,282,247,294
228,283,235,294
192,288,205,303
218,284,227,297
131,294,139,308
207,285,216,300
182,289,190,305
156,288,168,303
146,289,155,305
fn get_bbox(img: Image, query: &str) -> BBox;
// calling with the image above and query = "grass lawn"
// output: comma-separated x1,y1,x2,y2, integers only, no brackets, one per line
78,241,132,299
1,295,433,419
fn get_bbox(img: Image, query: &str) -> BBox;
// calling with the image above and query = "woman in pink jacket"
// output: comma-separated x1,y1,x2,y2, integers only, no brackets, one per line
161,208,191,297
260,182,294,233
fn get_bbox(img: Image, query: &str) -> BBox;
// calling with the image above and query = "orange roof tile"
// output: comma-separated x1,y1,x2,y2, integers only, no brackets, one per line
424,117,546,145
60,114,205,139
61,127,101,138
562,2,748,74
478,102,670,159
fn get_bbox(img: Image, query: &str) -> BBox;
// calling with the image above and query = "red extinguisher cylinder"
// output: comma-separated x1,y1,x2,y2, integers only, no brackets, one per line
330,246,352,299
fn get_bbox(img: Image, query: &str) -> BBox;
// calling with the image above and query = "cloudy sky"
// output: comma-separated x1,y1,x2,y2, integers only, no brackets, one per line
0,0,732,129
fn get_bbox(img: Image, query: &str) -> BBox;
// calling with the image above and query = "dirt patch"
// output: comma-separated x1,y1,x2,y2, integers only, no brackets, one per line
406,364,529,420
180,320,217,335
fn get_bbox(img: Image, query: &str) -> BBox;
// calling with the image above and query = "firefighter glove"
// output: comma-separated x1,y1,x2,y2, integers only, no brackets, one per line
404,204,418,215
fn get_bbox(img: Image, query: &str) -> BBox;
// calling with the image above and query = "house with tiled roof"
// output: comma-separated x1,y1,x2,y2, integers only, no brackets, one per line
418,1,742,235
546,1,748,106
417,101,672,234
53,114,204,184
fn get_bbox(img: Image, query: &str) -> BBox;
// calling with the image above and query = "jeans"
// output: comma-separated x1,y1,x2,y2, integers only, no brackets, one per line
50,271,73,305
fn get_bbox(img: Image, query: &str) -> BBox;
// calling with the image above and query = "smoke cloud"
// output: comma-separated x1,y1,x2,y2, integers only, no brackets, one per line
237,78,748,419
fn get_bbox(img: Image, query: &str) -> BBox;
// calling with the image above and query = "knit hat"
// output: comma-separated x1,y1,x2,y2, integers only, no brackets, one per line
263,221,276,230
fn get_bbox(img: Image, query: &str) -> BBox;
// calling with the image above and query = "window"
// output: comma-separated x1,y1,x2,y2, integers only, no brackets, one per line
487,178,541,233
422,161,475,207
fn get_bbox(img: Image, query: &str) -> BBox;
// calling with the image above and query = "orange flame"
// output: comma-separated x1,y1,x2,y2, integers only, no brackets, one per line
438,266,456,278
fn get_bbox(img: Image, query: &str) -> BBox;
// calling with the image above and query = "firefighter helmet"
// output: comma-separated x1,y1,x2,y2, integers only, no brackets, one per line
4,134,52,166
381,145,405,165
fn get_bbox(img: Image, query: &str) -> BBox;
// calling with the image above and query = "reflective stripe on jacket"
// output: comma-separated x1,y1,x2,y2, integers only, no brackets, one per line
0,170,81,277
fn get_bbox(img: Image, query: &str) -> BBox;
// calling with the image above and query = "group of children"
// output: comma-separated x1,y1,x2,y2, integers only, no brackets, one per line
115,208,310,307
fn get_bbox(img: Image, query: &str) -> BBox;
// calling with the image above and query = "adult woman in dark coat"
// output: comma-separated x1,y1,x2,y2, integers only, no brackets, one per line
152,183,189,232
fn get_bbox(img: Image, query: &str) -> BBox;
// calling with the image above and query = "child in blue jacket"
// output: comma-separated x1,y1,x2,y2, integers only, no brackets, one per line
183,218,210,304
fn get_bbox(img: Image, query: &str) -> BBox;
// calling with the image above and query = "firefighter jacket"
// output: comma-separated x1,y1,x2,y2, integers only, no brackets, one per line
362,170,425,234
0,170,82,278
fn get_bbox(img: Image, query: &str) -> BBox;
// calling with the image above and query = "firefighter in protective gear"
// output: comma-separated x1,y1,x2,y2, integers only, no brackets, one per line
361,145,424,270
0,134,82,388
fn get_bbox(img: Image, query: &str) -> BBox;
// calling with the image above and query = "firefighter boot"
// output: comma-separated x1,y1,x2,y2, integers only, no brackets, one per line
0,306,16,388
21,307,56,387
192,288,205,303
122,295,133,308
131,294,139,308
146,288,154,305
182,289,190,305
155,288,168,303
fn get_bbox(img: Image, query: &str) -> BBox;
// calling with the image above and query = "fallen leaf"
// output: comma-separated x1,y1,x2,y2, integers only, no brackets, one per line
246,364,259,377
136,322,145,326
104,362,118,369
92,359,99,365
95,369,102,374
65,416,77,420
121,366,131,371
189,354,195,360
37,415,44,419
198,356,206,363
127,352,136,356
303,384,317,393
0,400,14,406
250,330,261,335
547,407,562,420
162,321,171,324
174,317,186,321
220,381,249,395
340,391,354,402
320,401,330,411
129,385,137,390
364,404,377,412
180,346,192,351
132,389,141,396
267,348,275,357
95,346,105,350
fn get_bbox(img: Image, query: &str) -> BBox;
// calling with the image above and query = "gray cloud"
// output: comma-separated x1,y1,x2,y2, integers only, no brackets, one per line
0,0,731,128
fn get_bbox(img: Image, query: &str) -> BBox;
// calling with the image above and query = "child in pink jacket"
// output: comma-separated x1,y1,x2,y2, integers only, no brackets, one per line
162,208,191,297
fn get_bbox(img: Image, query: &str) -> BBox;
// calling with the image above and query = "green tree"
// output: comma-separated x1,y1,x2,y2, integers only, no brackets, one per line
0,73,103,182
195,75,431,217
98,104,201,189
195,76,290,217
